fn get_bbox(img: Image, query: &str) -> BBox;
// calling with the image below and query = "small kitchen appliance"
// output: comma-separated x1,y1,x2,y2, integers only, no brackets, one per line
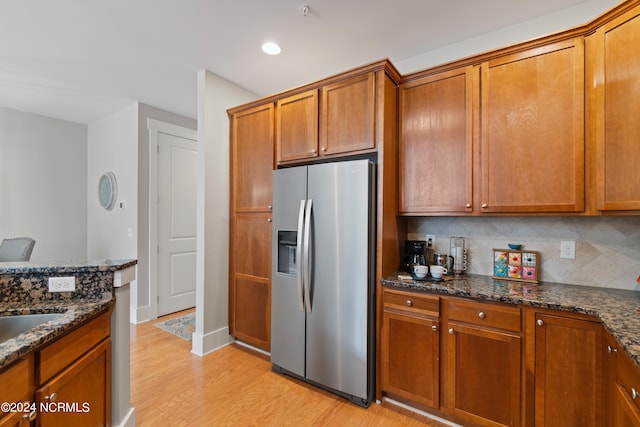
450,236,467,275
401,240,427,273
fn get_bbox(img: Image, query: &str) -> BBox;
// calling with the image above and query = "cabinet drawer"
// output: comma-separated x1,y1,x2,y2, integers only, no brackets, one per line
37,310,110,385
448,298,521,332
617,348,640,412
384,289,439,317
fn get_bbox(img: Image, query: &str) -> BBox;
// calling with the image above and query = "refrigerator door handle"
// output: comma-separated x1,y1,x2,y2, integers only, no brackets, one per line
303,199,313,313
296,200,306,312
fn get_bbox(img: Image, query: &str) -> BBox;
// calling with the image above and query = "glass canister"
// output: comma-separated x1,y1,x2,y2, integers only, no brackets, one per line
449,236,467,275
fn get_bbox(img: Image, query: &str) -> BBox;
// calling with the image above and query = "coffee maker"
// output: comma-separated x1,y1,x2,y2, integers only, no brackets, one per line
401,240,427,273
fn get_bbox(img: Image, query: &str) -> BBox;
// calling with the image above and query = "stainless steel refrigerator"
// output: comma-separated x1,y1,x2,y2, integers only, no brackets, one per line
271,159,376,407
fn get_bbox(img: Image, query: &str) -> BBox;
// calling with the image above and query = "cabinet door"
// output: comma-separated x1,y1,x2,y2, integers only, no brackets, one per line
231,103,274,212
534,314,602,427
36,339,111,427
230,212,272,350
276,89,318,163
399,67,474,214
382,309,439,408
592,7,640,211
447,322,521,427
480,39,585,213
614,383,640,427
320,72,375,156
0,355,34,427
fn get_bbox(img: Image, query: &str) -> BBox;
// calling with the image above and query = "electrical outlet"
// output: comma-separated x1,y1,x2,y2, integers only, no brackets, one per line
426,234,435,247
48,276,76,292
560,240,576,259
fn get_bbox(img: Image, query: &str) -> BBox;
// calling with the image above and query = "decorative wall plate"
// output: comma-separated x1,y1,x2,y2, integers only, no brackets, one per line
98,171,118,210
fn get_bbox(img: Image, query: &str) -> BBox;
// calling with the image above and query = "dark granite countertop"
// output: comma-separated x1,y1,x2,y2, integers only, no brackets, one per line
0,259,137,275
0,259,136,370
382,273,640,368
0,298,114,370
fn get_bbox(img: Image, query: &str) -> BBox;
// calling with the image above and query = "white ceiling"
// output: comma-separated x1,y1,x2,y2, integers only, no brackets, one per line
0,0,621,124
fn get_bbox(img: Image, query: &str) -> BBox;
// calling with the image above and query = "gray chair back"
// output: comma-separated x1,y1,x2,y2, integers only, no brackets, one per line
0,237,36,262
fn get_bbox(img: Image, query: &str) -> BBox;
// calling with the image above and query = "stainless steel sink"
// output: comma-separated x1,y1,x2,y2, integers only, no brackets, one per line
0,313,62,342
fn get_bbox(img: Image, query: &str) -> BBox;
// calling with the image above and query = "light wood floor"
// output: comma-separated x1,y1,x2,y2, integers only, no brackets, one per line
130,309,449,426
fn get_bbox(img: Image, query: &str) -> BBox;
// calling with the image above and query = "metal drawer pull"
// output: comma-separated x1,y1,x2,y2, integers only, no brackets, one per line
478,311,486,319
607,345,618,353
448,328,454,335
23,410,37,421
432,325,438,332
633,388,639,400
406,299,413,307
537,319,544,327
44,392,57,402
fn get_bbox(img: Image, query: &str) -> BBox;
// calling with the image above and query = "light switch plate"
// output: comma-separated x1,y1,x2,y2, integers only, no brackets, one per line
48,276,76,292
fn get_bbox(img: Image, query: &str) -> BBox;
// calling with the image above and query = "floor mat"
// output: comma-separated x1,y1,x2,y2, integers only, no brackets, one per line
153,312,195,341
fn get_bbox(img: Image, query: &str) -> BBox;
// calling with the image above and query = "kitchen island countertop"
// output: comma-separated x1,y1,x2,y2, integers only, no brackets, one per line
382,273,640,368
0,259,135,370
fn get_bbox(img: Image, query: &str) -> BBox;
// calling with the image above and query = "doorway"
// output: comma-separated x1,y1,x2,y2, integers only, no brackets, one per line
148,119,198,317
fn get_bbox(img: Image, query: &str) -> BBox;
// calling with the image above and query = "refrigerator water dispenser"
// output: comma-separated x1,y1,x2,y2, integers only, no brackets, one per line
277,231,297,275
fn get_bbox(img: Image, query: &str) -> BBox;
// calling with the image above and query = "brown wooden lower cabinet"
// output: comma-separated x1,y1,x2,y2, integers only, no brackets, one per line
612,337,640,426
381,289,440,409
446,322,521,427
0,309,111,427
380,290,640,427
531,312,602,427
229,212,272,351
36,339,111,427
444,298,522,427
0,354,34,427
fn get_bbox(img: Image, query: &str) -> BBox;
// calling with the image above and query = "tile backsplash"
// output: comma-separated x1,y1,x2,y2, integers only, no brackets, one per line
408,216,640,291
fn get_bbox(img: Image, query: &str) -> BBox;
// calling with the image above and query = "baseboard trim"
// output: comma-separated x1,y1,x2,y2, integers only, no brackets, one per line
382,397,461,427
191,326,232,356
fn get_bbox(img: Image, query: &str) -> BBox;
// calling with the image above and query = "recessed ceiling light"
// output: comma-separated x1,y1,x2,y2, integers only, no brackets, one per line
262,42,281,55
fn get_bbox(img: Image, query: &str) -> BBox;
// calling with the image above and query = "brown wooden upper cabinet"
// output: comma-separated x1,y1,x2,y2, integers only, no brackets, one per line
590,5,640,211
276,89,318,163
276,72,376,164
231,103,275,212
480,38,585,213
399,67,474,214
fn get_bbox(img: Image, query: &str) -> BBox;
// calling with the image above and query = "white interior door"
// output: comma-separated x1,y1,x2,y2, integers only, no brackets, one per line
153,121,198,316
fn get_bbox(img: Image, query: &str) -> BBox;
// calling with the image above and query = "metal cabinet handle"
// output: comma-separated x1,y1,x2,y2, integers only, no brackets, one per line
537,319,544,327
632,388,639,400
321,147,327,152
465,203,472,208
478,311,486,319
23,410,37,421
45,392,57,402
432,325,438,332
268,205,272,210
607,345,618,353
406,299,413,307
448,328,454,335
267,218,272,222
481,203,488,209
312,148,317,154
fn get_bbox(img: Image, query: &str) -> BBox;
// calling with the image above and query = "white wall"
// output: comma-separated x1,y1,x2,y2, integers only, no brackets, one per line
87,104,138,261
395,0,620,74
0,108,87,262
192,70,256,356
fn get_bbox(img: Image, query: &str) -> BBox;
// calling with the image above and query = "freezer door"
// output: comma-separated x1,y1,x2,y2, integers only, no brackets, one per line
305,160,374,401
271,166,307,377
